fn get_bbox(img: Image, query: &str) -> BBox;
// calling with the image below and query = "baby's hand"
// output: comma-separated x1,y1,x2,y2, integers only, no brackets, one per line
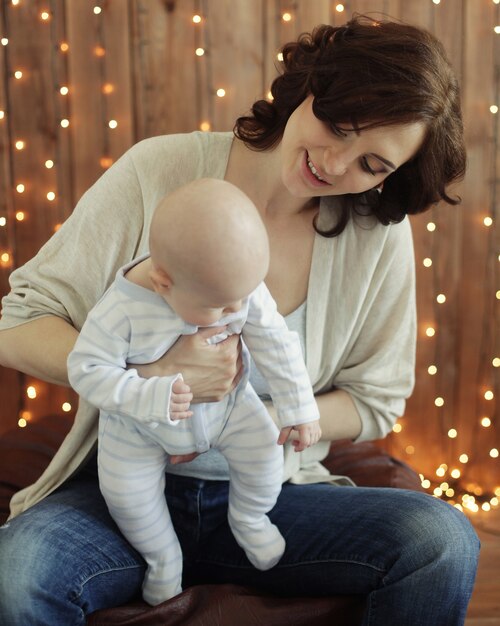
169,378,193,419
278,421,322,452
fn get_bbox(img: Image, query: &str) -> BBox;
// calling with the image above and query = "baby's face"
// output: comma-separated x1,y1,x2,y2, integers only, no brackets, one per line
165,281,246,327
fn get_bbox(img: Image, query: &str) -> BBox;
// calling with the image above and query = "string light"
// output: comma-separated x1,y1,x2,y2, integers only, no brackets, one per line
335,3,345,11
426,221,436,231
108,120,118,129
59,86,69,95
491,105,499,114
216,88,225,97
435,396,444,407
45,159,54,169
15,140,25,150
1,38,8,46
192,14,202,24
282,13,292,22
14,70,23,79
195,47,205,56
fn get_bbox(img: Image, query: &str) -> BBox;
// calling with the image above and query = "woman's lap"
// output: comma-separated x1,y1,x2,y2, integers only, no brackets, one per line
0,465,480,625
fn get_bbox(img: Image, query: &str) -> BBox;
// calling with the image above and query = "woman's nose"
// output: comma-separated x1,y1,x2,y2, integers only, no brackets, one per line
323,147,348,176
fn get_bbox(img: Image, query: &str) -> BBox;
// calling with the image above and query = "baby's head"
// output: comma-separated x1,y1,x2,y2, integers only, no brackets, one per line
149,178,269,326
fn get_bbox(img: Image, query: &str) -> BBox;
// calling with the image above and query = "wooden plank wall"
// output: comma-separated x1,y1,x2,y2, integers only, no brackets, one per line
0,0,498,507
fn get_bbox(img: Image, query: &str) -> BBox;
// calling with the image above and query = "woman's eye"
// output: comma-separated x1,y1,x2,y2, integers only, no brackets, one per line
361,156,377,176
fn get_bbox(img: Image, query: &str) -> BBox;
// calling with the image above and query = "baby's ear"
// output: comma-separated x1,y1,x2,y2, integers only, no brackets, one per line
149,265,173,294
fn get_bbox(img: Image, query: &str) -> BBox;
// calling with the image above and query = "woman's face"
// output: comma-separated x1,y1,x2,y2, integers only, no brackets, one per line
280,95,426,198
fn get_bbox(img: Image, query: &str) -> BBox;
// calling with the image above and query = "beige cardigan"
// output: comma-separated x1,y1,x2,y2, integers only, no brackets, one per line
0,132,416,518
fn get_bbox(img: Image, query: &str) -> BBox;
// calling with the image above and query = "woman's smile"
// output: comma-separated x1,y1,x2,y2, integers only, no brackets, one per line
304,152,332,186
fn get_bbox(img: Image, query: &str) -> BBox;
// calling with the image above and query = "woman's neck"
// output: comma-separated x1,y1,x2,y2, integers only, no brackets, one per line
225,138,315,218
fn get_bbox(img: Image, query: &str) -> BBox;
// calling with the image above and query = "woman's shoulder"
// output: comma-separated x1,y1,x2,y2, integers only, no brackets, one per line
128,131,233,173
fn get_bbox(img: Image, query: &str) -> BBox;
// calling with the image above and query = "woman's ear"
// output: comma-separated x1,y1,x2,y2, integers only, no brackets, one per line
149,265,173,295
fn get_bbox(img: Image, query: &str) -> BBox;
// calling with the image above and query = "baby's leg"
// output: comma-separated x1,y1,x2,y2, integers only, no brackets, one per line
98,415,183,605
215,388,285,570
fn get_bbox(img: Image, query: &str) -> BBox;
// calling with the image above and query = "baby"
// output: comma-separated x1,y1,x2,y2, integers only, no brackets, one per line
68,178,321,605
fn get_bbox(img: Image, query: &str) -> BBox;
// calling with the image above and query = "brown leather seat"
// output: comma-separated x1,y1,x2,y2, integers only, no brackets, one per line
0,415,423,625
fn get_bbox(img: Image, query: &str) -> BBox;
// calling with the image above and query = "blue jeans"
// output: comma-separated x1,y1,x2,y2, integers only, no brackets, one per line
0,457,479,625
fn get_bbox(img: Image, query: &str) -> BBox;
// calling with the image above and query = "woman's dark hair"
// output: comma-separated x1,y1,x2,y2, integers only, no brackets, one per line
234,14,466,237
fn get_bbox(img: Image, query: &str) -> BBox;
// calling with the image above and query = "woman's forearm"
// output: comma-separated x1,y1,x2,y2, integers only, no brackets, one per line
265,388,362,443
0,317,78,386
315,389,362,441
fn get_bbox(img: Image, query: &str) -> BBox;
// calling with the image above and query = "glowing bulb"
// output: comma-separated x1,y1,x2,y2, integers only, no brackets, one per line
491,105,499,114
450,468,461,478
421,479,431,489
0,217,6,226
45,159,54,168
60,86,69,95
18,418,27,428
426,326,435,337
195,47,205,56
108,119,118,129
436,293,446,304
446,488,455,497
12,0,20,5
216,88,226,97
60,42,69,52
459,454,469,463
15,211,25,221
494,26,500,34
199,121,211,132
62,402,72,412
433,0,440,4
47,191,56,201
267,91,273,101
60,118,69,128
435,397,445,407
490,448,499,458
335,3,345,11
405,445,415,455
1,38,8,46
94,46,106,57
392,423,402,433
447,428,457,438
100,157,113,168
15,140,25,150
484,390,494,401
428,365,437,375
436,467,446,477
0,110,4,119
482,503,491,512
484,216,493,227
427,222,436,232
277,52,284,62
433,487,443,496
93,6,102,14
282,12,292,22
14,70,23,79
192,14,202,23
102,83,114,94
481,417,492,427
16,183,25,193
26,385,37,399
423,257,432,267
40,11,50,20
492,357,500,367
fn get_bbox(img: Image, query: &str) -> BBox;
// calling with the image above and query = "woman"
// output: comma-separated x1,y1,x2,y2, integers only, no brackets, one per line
0,15,479,625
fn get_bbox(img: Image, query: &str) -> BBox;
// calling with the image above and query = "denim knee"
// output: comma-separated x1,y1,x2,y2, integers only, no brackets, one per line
388,490,480,587
0,511,87,626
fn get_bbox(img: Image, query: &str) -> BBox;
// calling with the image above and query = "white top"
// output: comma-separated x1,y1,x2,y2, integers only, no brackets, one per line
0,131,417,518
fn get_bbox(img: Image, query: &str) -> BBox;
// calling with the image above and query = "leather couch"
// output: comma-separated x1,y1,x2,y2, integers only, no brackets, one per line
0,415,423,625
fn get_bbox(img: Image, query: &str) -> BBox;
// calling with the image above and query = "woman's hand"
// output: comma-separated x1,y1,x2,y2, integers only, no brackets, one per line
135,326,243,404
